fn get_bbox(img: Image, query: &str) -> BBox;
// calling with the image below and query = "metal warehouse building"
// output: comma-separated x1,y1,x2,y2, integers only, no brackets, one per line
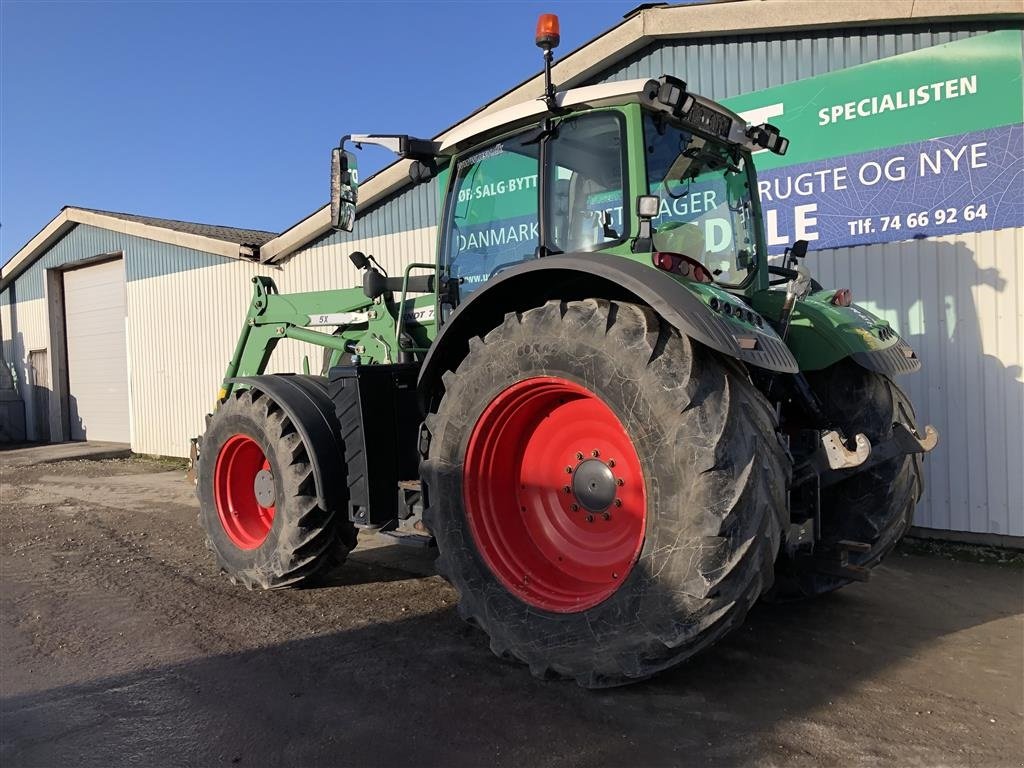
2,0,1022,544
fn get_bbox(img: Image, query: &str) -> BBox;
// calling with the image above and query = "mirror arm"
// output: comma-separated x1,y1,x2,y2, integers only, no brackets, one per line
632,219,654,254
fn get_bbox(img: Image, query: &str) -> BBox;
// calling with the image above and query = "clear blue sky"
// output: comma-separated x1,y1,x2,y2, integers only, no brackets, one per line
0,1,645,262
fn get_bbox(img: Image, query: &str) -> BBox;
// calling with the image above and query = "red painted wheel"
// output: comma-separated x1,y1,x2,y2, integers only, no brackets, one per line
463,377,646,613
214,434,276,550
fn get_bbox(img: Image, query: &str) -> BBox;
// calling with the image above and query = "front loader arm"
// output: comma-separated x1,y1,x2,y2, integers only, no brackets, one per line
218,276,397,402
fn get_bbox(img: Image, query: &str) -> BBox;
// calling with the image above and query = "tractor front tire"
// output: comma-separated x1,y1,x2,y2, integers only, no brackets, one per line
197,387,357,589
772,361,924,599
421,299,788,687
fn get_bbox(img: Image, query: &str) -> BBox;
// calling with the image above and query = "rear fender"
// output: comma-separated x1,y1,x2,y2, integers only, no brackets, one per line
417,254,798,410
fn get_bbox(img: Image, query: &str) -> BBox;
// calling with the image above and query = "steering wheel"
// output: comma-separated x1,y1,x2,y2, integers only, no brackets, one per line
768,265,823,291
768,264,796,286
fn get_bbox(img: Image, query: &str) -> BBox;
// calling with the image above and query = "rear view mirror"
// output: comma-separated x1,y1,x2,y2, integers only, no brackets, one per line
331,147,359,231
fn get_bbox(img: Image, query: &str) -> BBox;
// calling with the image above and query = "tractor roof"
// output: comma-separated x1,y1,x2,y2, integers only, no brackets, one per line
438,78,754,154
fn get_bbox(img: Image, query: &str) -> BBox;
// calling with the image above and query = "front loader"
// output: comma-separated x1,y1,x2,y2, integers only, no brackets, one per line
195,15,937,687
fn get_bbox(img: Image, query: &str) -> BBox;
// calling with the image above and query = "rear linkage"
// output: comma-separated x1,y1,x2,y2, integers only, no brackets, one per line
786,421,938,578
766,243,939,581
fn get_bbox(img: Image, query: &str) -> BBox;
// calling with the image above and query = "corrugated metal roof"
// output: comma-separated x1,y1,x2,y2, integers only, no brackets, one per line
589,22,1005,95
2,207,277,290
73,208,278,248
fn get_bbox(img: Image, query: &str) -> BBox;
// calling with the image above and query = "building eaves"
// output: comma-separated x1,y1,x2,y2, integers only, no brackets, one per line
259,0,1023,264
0,206,279,290
74,208,279,249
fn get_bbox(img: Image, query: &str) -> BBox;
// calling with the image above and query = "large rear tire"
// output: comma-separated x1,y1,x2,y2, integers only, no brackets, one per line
197,385,357,589
772,360,924,599
421,299,788,687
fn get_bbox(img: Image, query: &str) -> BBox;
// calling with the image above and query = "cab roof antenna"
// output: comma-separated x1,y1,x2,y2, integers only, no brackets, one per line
535,14,560,112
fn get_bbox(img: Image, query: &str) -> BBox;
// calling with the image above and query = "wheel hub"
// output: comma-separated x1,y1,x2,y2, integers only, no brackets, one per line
572,459,616,512
253,468,276,508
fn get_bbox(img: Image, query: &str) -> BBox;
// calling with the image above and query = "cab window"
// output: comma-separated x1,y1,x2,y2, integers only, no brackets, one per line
444,132,539,296
548,112,627,253
643,111,759,286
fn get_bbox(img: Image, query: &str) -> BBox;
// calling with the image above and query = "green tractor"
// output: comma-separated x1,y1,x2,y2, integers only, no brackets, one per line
195,16,937,687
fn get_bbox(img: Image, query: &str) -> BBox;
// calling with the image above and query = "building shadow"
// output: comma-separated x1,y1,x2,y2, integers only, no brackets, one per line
805,237,1023,538
1,325,85,444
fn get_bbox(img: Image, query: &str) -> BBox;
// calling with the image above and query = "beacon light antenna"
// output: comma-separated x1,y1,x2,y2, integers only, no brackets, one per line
535,13,560,111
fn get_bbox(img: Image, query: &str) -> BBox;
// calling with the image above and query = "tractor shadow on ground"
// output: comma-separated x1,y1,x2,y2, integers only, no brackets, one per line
308,539,437,587
3,552,1020,768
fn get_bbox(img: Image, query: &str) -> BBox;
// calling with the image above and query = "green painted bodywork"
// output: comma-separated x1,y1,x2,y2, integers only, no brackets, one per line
219,100,908,400
751,289,901,371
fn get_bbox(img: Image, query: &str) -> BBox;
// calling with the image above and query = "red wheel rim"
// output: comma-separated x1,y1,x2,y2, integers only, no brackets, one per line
463,377,647,613
214,434,276,550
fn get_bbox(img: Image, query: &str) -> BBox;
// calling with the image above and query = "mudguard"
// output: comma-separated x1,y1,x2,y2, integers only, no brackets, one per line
226,374,343,512
751,290,921,376
418,253,798,409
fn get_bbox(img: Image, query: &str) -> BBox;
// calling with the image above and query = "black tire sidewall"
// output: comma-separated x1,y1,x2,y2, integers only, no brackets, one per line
811,361,922,549
426,301,782,677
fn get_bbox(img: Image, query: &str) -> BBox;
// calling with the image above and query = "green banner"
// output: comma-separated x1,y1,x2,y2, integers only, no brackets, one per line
725,30,1024,171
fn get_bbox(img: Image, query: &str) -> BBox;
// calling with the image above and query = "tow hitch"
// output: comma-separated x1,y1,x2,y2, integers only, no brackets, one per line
795,422,938,491
786,423,939,580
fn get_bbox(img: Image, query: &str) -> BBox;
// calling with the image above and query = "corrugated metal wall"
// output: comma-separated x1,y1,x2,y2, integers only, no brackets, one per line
808,230,1023,537
0,220,440,457
0,224,270,455
125,259,272,457
1,286,48,440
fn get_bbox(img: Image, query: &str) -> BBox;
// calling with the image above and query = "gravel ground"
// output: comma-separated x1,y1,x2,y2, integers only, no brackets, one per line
1,455,1021,767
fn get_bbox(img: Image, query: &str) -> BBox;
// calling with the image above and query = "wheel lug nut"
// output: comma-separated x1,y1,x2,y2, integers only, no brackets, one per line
614,499,623,508
616,478,624,487
602,512,611,520
570,504,579,512
565,466,573,474
575,451,584,460
585,514,594,523
591,449,600,458
563,485,571,493
607,459,615,468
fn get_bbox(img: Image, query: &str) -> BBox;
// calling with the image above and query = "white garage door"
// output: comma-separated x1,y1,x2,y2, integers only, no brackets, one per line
64,259,130,442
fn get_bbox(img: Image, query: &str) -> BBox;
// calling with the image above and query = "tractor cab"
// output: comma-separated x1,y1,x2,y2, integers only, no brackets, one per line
330,21,789,314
